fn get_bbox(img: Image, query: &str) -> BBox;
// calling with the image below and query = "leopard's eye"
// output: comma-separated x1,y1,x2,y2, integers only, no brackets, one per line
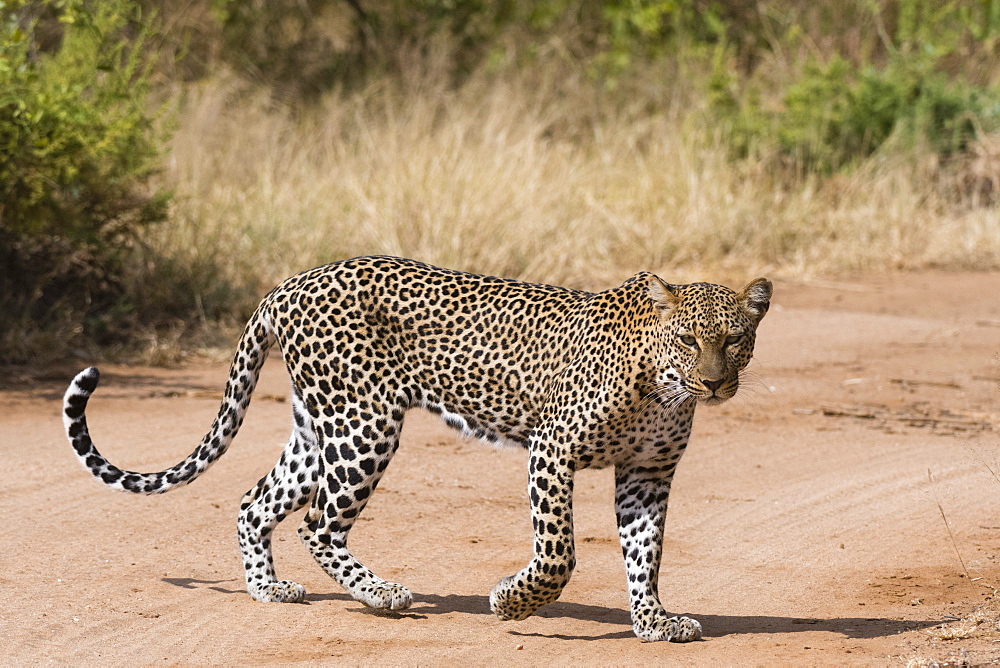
679,334,698,348
725,333,744,346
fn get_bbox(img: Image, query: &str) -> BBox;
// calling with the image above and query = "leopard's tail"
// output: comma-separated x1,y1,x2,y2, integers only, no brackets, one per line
62,302,276,494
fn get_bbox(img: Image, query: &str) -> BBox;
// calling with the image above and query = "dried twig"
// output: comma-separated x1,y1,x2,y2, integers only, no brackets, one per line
927,469,973,582
889,378,961,390
789,279,878,292
967,444,1000,486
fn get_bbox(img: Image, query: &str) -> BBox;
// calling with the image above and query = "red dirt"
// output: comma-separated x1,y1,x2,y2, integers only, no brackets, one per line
3,271,1000,665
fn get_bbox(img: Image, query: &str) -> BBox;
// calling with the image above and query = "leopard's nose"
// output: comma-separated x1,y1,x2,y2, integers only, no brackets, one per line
703,379,724,393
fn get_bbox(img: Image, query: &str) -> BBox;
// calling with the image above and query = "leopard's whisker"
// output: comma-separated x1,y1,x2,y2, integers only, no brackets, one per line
640,384,691,416
736,369,772,400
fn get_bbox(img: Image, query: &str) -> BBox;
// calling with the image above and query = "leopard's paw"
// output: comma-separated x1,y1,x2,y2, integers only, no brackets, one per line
250,580,306,603
489,574,549,621
358,581,412,611
633,614,702,643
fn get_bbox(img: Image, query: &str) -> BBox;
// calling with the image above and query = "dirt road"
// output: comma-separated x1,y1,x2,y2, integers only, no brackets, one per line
3,271,1000,665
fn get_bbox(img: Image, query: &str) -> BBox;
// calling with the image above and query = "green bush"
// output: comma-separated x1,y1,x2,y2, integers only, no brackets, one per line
0,0,170,363
714,53,999,172
207,0,734,94
780,57,991,169
710,0,1000,172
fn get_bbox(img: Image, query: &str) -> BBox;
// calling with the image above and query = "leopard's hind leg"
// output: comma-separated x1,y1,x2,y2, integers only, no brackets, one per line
238,390,319,603
296,395,412,610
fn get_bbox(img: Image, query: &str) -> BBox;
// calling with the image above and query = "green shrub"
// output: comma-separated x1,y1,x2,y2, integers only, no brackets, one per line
0,0,170,363
796,59,989,165
709,0,1000,172
714,53,998,172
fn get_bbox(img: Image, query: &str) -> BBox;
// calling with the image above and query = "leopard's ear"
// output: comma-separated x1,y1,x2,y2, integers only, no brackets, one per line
737,277,772,325
647,275,681,314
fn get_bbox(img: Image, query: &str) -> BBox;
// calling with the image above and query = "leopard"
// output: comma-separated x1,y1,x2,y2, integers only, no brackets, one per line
62,255,771,643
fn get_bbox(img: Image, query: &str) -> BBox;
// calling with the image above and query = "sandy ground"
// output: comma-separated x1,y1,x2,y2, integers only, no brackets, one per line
3,270,1000,665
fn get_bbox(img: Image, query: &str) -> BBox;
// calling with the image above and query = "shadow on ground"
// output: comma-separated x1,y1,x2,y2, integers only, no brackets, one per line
162,577,943,642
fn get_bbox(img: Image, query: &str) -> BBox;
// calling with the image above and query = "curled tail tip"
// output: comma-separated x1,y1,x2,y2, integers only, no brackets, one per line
74,366,101,393
64,367,100,423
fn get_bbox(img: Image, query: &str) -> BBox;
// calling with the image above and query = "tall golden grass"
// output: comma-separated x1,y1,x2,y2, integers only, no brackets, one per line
147,59,1000,319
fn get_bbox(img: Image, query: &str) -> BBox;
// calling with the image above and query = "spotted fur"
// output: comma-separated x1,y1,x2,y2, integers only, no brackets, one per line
62,256,771,642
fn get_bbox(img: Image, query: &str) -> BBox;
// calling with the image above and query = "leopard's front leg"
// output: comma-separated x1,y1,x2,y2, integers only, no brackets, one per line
615,463,702,642
490,441,576,621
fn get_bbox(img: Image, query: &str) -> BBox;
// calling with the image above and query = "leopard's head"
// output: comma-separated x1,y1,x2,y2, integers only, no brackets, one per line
647,276,772,406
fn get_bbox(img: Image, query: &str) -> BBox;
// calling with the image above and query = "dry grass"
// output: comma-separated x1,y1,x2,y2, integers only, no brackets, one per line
904,593,1000,667
920,591,1000,643
145,60,1000,317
